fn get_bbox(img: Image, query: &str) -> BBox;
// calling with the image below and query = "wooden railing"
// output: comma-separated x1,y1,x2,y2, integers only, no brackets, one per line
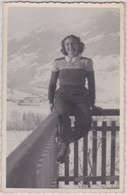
58,109,120,187
6,109,120,189
6,111,59,188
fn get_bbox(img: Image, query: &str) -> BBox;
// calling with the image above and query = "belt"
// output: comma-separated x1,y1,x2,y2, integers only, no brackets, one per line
57,85,88,95
60,85,85,90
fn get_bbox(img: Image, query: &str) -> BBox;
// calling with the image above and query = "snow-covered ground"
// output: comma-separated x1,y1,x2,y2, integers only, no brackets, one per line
6,130,33,157
7,101,50,119
6,101,50,130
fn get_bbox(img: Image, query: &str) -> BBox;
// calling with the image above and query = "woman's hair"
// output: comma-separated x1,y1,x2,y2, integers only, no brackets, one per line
61,35,85,56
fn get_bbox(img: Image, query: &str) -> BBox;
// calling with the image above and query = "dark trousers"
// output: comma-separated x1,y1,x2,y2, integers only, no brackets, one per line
54,87,92,142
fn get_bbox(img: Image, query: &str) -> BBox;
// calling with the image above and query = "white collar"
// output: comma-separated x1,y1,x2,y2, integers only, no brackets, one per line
65,55,81,63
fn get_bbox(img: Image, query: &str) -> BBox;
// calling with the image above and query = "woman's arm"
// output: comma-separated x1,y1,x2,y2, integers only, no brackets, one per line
48,60,59,105
86,59,95,107
48,71,59,104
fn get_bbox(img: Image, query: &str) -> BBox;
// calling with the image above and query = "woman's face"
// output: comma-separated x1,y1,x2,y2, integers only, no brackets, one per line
64,37,79,58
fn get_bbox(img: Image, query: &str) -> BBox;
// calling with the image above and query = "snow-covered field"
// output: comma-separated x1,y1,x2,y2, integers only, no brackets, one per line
6,130,33,157
6,101,50,156
7,101,50,119
7,101,50,130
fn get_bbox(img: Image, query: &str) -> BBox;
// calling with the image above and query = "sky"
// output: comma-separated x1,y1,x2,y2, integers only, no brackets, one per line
8,7,119,40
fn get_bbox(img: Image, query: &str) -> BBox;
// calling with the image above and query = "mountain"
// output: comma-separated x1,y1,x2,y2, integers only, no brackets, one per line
7,11,120,108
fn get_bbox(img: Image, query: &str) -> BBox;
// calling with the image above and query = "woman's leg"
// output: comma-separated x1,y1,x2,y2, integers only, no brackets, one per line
54,96,73,163
74,102,92,140
54,97,73,143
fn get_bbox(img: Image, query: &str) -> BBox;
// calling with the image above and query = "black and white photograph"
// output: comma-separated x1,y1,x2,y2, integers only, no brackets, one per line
1,2,124,193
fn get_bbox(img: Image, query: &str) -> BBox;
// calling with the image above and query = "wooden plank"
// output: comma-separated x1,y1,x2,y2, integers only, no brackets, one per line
101,121,107,185
59,175,119,182
91,109,120,116
51,179,59,188
110,121,116,184
64,144,69,185
74,140,78,185
83,134,88,185
69,109,119,116
93,126,119,131
92,121,97,185
53,141,59,183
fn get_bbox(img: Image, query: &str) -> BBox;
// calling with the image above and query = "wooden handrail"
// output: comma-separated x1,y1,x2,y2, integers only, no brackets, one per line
68,108,120,116
91,109,119,116
6,110,59,188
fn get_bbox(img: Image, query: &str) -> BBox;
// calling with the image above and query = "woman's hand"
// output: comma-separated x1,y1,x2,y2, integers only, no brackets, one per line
49,103,54,112
92,105,103,112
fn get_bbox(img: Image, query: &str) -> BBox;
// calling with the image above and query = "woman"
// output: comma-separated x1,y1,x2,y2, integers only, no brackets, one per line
48,35,96,163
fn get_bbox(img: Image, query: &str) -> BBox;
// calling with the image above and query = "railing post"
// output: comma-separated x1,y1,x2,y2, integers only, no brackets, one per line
64,146,69,185
53,141,59,187
92,121,97,185
110,121,116,184
101,121,107,185
74,140,78,185
83,134,88,185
